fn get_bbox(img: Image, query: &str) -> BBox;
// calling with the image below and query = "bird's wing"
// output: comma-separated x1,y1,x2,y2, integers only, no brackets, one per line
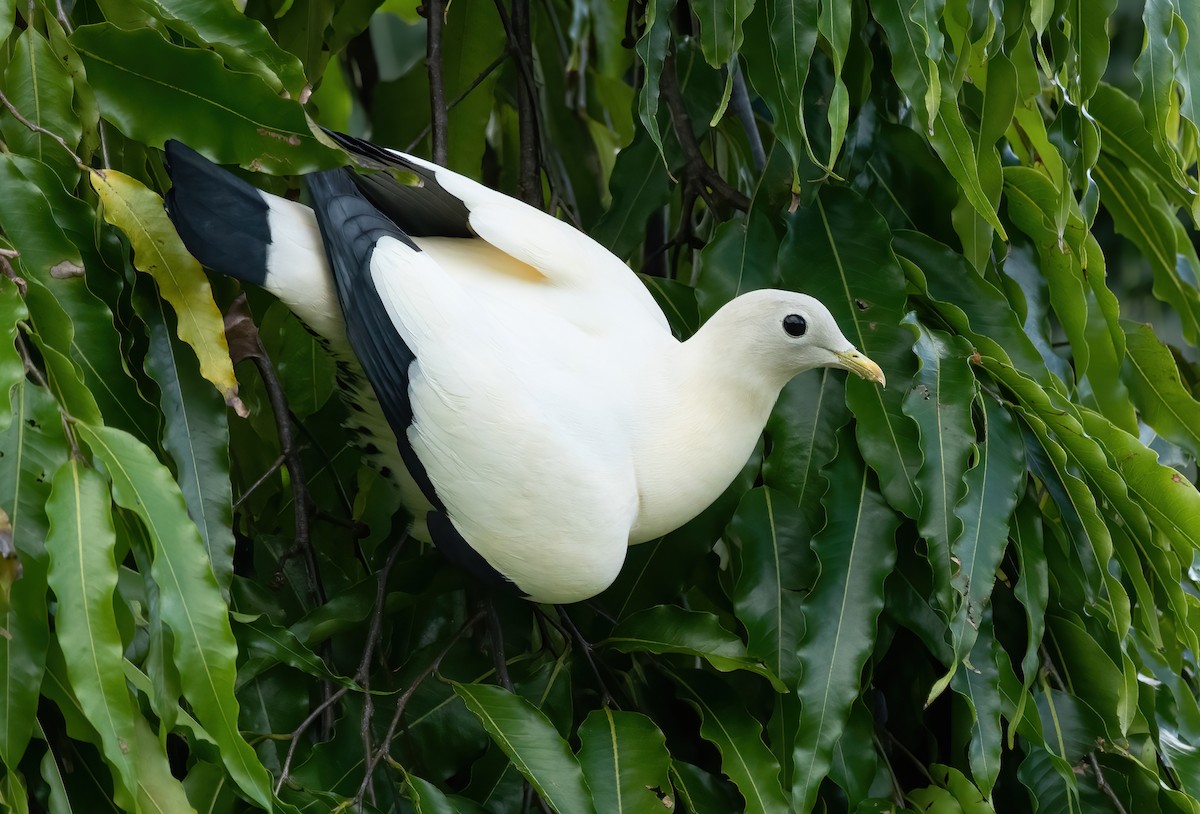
307,168,636,602
324,130,671,335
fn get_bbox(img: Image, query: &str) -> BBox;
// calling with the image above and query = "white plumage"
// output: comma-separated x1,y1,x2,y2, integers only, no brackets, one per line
165,135,884,604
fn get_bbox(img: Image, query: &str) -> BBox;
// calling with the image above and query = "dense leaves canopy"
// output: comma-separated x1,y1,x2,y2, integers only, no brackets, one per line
2,0,1200,812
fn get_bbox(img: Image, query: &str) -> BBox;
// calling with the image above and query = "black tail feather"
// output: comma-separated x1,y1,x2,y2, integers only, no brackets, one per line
164,140,271,286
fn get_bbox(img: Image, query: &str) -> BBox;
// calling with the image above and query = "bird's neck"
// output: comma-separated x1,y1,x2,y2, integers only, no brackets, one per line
627,321,786,542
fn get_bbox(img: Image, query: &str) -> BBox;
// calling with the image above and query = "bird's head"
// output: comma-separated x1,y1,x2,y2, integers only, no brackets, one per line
709,289,886,388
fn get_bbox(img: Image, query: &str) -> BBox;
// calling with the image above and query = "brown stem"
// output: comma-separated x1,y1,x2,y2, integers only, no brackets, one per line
224,296,323,612
1088,753,1129,814
491,0,544,209
0,88,85,170
660,53,750,215
355,610,484,804
426,0,449,165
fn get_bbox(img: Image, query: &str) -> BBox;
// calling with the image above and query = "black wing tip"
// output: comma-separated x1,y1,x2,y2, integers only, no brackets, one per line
162,140,271,286
427,511,518,592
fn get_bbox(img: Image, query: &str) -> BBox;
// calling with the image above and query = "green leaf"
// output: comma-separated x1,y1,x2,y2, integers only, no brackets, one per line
1135,0,1190,207
947,398,1024,666
0,382,62,772
441,0,507,176
792,424,900,813
762,368,851,525
690,0,753,68
727,487,810,687
1121,321,1200,458
125,0,309,97
44,459,139,809
404,770,462,814
0,28,81,187
816,0,851,168
133,280,236,597
696,208,780,320
577,709,672,814
69,23,342,174
902,322,977,620
949,617,1005,797
1091,82,1196,214
451,682,597,814
780,187,921,518
75,423,275,810
1003,167,1091,377
258,302,336,419
0,280,26,432
635,0,678,164
0,156,160,447
741,0,820,182
1094,155,1200,345
605,604,786,691
593,132,672,261
669,669,790,814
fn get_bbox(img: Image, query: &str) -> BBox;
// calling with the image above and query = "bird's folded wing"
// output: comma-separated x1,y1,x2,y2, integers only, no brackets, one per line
325,130,669,332
305,169,446,509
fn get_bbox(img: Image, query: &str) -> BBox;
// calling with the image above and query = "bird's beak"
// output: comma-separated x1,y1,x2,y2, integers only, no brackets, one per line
835,349,886,387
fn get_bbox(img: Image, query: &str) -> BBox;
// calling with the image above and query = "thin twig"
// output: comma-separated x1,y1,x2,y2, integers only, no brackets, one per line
404,50,510,153
15,331,82,460
1088,753,1129,814
357,535,408,806
233,454,285,511
274,535,409,795
0,88,85,170
355,609,485,804
511,0,542,207
0,251,27,297
425,0,449,165
225,297,323,609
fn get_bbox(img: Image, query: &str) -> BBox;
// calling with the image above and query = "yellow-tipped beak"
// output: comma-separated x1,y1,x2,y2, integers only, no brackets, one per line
835,349,886,387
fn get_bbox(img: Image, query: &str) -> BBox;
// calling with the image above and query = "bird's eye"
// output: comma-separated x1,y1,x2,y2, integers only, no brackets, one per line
783,314,807,337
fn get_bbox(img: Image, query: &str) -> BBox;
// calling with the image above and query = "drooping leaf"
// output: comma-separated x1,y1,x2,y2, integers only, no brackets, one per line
69,23,342,173
791,425,900,813
75,423,275,810
452,682,597,814
0,382,63,773
1121,321,1200,458
780,187,921,519
132,279,236,597
727,487,810,688
606,604,786,690
635,0,679,164
44,459,140,809
577,709,672,814
124,0,309,96
669,669,791,814
902,321,977,622
0,28,82,187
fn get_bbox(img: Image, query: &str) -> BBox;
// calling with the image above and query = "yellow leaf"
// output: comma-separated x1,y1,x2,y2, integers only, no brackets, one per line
89,169,244,413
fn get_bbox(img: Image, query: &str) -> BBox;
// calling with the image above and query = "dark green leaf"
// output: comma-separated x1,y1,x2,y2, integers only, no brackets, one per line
69,23,341,173
792,425,900,812
452,682,597,814
577,709,672,814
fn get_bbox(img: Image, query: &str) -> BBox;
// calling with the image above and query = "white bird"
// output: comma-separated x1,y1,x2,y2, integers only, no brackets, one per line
164,133,885,604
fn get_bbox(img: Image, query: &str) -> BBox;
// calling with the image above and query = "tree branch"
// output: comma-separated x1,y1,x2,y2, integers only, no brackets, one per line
425,0,449,165
224,296,323,610
660,53,750,215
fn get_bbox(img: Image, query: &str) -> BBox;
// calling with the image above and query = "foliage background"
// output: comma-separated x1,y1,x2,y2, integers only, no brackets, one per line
2,0,1200,811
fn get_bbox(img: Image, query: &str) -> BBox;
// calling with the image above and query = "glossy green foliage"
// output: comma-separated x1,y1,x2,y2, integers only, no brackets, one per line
2,0,1200,812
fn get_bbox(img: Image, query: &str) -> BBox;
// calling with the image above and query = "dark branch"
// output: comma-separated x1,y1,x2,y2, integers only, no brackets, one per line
660,53,751,215
224,296,323,610
425,0,449,165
